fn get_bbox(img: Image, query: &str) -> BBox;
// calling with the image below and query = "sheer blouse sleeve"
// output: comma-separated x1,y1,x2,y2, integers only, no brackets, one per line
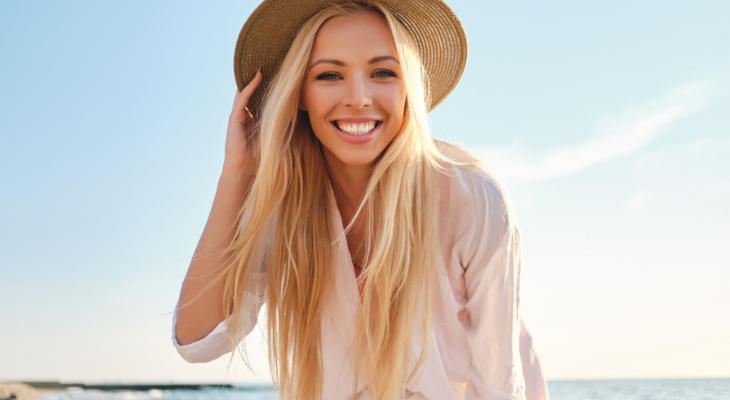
171,270,267,363
456,171,526,400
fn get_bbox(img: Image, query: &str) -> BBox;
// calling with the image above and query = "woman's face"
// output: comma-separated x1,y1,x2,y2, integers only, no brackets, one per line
301,12,406,170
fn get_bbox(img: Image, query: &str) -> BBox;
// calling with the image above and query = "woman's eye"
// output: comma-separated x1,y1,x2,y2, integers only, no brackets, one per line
373,70,396,78
316,72,341,81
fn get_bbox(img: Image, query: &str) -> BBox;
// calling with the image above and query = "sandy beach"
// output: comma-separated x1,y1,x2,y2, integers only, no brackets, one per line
0,383,43,400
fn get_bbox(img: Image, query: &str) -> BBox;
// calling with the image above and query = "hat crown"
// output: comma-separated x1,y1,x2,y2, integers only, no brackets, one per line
234,0,468,119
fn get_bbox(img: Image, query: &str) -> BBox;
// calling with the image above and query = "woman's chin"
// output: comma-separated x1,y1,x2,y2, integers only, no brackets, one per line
324,150,380,171
338,156,379,169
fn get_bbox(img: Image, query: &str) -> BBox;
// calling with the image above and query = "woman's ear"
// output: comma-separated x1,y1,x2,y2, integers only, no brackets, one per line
299,94,308,111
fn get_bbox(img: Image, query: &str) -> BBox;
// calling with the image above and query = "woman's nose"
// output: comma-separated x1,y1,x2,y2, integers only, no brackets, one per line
342,74,372,108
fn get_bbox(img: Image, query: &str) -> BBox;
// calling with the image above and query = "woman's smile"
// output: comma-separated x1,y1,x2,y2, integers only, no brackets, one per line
332,119,379,136
328,117,382,145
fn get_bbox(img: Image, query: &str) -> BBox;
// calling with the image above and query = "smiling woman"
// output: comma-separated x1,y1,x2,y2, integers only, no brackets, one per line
172,1,548,400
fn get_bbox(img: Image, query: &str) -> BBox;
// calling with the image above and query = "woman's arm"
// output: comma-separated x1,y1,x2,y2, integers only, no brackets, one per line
456,171,525,399
520,320,550,400
175,168,251,345
174,71,262,346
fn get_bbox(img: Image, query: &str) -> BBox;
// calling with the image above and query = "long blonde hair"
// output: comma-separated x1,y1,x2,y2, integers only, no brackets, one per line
223,2,449,399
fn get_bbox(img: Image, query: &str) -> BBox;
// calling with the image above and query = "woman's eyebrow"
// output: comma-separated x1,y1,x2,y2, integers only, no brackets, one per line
369,55,399,64
309,59,345,69
308,55,399,70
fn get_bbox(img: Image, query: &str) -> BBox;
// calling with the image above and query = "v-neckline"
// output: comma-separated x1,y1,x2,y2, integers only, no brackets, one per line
327,182,365,300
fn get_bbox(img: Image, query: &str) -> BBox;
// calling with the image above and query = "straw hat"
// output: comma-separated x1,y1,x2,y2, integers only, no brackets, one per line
234,0,468,119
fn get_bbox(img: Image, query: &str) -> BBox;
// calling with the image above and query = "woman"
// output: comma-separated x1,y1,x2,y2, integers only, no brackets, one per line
173,1,548,399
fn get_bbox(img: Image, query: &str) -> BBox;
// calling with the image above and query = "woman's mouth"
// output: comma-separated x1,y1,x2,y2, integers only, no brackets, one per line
333,120,380,136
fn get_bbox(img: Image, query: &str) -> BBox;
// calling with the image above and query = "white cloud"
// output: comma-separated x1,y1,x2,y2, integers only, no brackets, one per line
696,181,730,199
625,189,661,210
624,181,730,211
635,137,730,168
475,81,716,183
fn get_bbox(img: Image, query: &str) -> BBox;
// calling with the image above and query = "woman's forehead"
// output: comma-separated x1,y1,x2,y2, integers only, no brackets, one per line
309,12,397,62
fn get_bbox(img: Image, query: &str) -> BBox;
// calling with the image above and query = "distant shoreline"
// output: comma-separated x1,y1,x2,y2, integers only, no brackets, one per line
1,381,277,397
11,381,236,391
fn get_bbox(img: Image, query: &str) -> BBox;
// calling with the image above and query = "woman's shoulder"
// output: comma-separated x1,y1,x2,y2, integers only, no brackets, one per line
434,140,519,265
434,139,514,223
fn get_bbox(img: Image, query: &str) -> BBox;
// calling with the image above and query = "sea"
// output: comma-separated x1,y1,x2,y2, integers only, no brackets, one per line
39,379,730,400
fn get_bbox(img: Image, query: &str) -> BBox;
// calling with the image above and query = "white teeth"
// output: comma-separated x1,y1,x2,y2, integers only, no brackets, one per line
335,121,377,136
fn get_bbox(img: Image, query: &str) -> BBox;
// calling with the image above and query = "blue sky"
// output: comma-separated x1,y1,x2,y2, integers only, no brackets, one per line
1,0,729,383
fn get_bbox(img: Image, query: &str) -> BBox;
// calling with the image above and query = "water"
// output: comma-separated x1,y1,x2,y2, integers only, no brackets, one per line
40,379,730,400
548,379,730,400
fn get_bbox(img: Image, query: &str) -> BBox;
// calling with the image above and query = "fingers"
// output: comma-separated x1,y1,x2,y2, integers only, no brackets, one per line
234,69,263,106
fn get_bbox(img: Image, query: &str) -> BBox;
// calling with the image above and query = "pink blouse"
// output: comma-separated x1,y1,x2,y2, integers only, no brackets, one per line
173,164,549,400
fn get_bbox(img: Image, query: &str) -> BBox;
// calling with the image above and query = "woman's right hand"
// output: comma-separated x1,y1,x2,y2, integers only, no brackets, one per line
224,69,263,175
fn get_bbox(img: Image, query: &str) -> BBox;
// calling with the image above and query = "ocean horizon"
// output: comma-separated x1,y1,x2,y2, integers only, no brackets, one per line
34,378,730,400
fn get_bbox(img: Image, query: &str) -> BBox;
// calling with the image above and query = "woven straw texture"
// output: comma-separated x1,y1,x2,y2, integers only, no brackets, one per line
234,0,467,119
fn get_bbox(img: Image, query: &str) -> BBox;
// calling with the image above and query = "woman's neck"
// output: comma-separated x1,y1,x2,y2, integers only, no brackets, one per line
325,156,372,226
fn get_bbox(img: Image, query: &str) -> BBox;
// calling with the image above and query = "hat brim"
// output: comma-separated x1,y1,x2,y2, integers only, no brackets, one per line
234,0,468,119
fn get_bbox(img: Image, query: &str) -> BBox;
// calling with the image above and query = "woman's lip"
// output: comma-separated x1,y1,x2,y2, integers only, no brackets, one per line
331,121,381,144
331,117,380,123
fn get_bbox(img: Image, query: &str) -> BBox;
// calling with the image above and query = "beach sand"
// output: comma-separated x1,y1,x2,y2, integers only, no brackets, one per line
0,383,43,400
